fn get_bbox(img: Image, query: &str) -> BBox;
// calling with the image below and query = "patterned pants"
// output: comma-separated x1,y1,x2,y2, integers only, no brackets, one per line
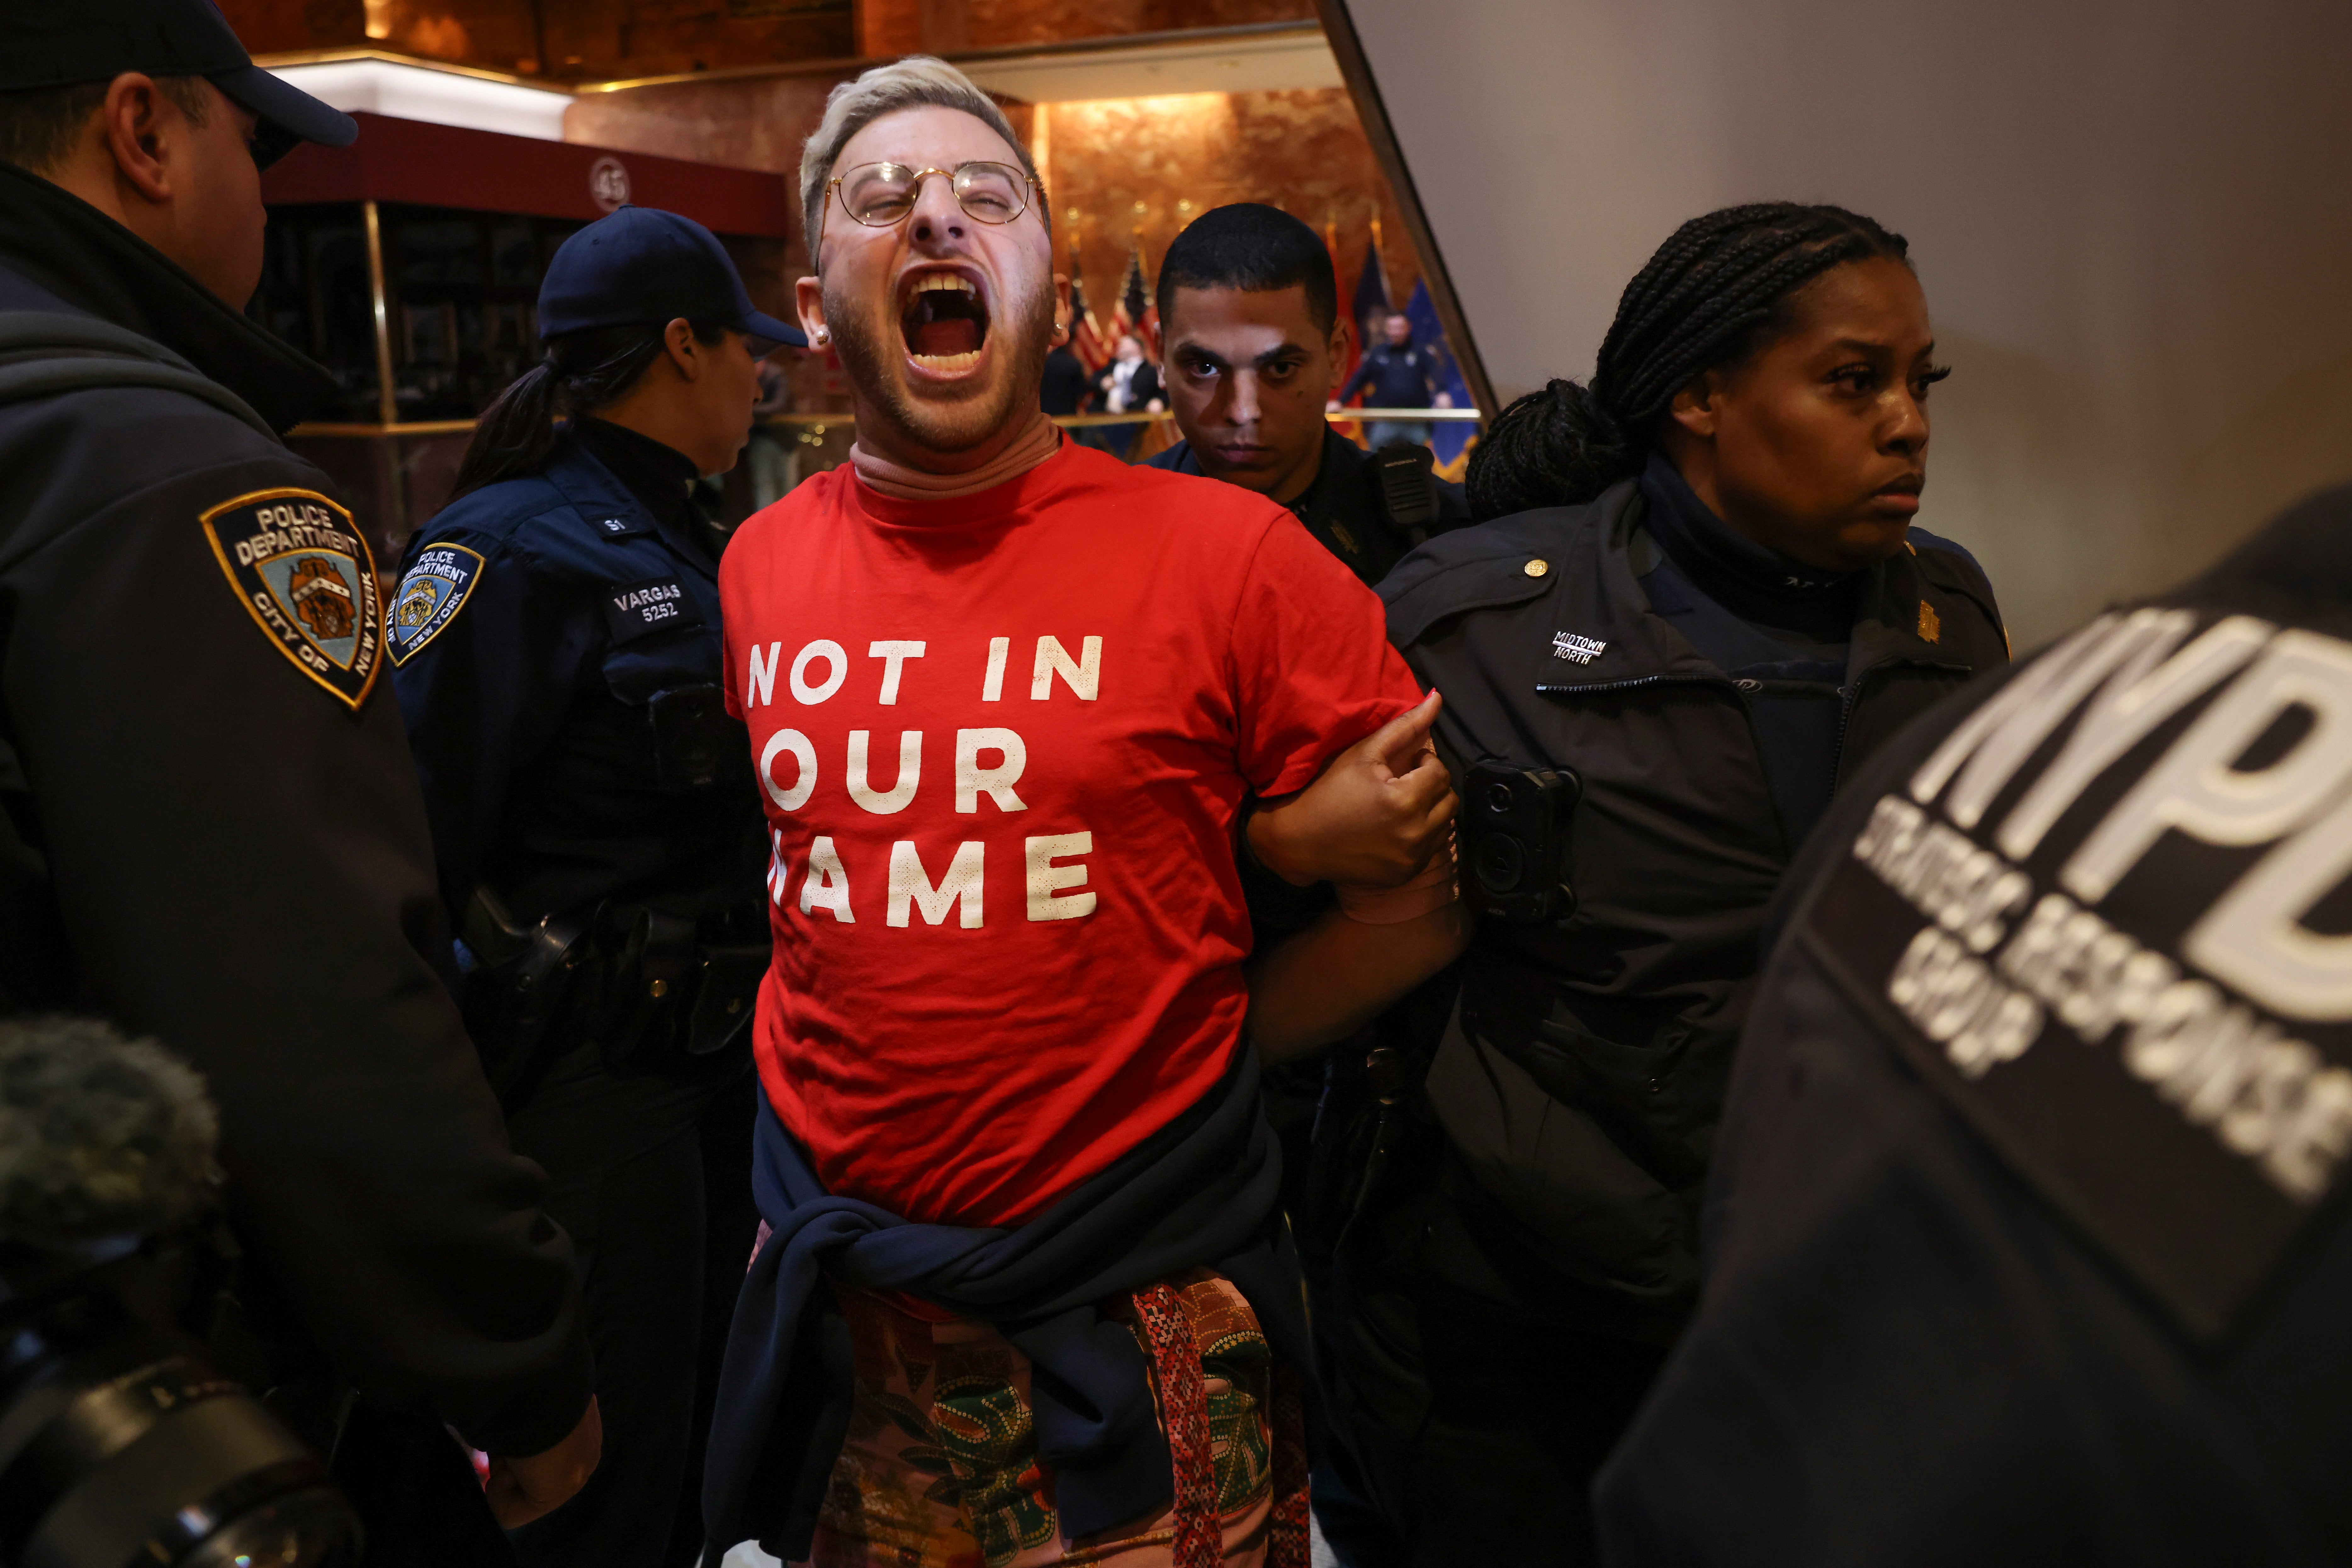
801,1269,1307,1568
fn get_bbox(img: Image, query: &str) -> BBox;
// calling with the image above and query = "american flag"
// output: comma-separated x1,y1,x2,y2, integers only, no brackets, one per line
1109,239,1158,359
1069,272,1111,375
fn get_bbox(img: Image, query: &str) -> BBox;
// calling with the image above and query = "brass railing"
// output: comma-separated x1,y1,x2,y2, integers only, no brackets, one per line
286,408,1483,437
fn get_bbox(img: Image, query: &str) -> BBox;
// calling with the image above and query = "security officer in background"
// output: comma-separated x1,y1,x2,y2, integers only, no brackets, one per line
1598,482,2352,1567
388,205,798,1568
1351,203,2007,1563
1149,202,1469,589
0,0,599,1558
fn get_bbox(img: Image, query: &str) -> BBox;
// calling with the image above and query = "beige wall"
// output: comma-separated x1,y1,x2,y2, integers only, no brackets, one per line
1345,0,2352,647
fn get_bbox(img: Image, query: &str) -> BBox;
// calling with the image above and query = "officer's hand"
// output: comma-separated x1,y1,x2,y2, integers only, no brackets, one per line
484,1396,602,1528
1248,691,1456,889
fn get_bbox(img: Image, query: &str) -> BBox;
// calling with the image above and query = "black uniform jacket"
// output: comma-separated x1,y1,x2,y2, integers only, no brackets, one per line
1599,483,2352,1565
1380,476,2006,1335
0,163,591,1454
390,422,766,930
1149,427,1470,587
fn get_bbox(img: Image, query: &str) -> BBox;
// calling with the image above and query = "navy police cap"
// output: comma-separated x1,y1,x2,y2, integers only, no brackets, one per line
539,206,806,352
2,0,357,166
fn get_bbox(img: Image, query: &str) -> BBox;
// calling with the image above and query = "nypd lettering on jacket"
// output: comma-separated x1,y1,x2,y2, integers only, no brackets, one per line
200,487,381,710
1802,606,2352,1338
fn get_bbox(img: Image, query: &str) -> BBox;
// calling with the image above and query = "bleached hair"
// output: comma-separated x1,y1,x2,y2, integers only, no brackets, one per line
799,56,1047,264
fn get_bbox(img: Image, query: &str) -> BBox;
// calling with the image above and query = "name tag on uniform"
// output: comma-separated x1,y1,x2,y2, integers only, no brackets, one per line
1801,607,2352,1342
604,576,701,645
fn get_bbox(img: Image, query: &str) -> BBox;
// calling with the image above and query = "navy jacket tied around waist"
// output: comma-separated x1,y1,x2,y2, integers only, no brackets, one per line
703,1047,1308,1557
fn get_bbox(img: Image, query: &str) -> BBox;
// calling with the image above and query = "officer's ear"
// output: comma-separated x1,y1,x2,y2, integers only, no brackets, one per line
97,74,185,206
661,318,703,382
1667,369,1728,441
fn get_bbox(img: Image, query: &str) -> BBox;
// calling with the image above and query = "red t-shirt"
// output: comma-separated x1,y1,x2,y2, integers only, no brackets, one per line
719,440,1422,1226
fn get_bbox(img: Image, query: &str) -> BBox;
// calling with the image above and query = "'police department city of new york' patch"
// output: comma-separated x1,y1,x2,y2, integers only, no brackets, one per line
388,542,486,666
200,488,382,710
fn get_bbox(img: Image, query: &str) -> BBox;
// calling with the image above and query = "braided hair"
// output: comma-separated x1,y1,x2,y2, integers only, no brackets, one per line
1465,203,1910,520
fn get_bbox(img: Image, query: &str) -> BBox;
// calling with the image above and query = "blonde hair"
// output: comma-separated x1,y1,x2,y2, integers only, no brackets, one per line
798,56,1046,264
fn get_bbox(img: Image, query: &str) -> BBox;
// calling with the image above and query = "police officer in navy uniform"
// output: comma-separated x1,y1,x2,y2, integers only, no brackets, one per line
389,206,800,1568
1332,204,2010,1563
0,0,601,1557
1147,203,1469,590
1596,483,2352,1568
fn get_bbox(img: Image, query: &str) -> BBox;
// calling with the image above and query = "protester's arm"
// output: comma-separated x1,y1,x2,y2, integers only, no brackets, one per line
1249,894,1469,1062
1246,690,1454,888
2,421,595,1469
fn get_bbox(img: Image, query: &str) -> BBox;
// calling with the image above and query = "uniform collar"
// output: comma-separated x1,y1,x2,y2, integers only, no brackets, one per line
1536,480,1963,691
0,161,338,433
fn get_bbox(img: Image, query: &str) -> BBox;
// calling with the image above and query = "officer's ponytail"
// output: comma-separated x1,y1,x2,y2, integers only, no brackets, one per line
450,320,728,501
1465,202,1910,521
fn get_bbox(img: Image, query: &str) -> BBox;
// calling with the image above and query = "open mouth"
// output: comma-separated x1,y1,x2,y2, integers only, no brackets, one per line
900,271,990,373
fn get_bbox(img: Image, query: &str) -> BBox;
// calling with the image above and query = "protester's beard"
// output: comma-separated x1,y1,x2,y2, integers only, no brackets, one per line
829,271,1057,462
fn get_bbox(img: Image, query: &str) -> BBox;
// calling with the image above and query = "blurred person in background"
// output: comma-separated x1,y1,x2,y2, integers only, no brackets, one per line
0,0,600,1557
1040,332,1088,417
1086,330,1162,457
1344,202,2010,1563
388,203,800,1568
1334,308,1448,449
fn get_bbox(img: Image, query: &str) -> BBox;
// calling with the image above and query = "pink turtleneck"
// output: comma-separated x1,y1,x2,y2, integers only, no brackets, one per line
848,412,1064,502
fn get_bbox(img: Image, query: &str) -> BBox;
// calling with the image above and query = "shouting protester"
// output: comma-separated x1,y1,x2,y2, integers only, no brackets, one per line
702,57,1467,1568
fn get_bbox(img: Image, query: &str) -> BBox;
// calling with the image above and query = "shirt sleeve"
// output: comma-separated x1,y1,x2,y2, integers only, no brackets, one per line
1229,509,1426,798
3,441,593,1457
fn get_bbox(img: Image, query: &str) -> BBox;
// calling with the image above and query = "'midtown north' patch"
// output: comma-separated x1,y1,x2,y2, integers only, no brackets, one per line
389,542,485,665
200,487,382,710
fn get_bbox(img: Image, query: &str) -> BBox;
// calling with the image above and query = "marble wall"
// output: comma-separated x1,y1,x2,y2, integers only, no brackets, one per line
227,0,1309,82
568,79,1424,357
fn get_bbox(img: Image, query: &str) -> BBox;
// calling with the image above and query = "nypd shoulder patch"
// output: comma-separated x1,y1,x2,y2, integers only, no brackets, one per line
388,541,487,666
200,488,382,711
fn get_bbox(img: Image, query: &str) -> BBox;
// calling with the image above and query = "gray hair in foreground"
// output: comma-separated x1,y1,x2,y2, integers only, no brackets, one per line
798,56,1047,264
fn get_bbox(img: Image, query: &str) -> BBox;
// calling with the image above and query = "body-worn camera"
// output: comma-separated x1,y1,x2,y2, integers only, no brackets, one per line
1463,758,1582,925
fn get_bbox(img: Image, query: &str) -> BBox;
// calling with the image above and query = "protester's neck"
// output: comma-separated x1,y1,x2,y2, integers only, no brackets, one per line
850,409,1063,502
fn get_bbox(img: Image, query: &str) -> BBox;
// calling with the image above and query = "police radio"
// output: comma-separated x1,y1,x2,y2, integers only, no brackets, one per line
1464,758,1581,925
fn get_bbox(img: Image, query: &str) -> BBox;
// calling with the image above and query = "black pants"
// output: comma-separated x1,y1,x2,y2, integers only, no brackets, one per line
1313,1104,1671,1567
503,1040,758,1568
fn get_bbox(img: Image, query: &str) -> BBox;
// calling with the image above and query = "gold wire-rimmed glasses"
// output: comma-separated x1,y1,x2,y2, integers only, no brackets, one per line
828,161,1039,229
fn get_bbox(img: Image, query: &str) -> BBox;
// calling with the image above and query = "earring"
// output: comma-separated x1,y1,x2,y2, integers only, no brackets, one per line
812,326,831,346
1051,322,1069,344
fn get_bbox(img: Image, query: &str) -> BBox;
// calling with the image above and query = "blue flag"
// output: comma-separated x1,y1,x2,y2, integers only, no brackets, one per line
1350,237,1393,361
1403,280,1474,469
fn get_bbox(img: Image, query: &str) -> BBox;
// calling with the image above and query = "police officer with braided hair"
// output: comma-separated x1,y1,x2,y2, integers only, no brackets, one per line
1596,484,2352,1568
1321,203,2010,1561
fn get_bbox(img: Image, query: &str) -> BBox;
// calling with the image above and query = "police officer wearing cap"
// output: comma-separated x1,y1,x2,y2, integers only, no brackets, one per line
0,0,601,1557
389,204,801,1568
1595,484,2352,1568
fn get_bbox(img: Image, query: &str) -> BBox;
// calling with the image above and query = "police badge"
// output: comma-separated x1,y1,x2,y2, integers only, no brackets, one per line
388,542,485,665
200,488,382,710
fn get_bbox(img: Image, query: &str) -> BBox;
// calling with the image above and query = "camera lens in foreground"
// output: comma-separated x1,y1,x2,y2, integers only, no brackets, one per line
0,1339,359,1568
